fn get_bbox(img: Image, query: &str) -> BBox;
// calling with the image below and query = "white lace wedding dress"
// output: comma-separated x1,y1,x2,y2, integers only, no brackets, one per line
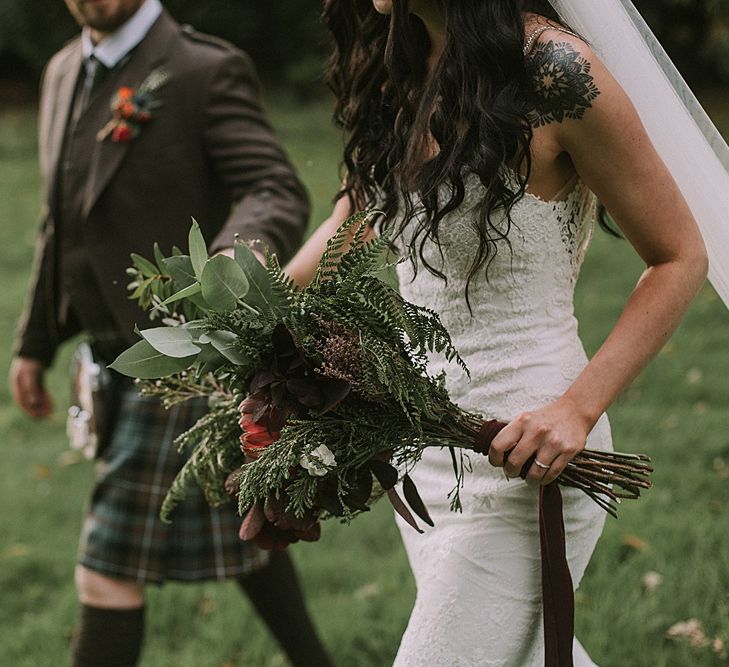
392,171,612,666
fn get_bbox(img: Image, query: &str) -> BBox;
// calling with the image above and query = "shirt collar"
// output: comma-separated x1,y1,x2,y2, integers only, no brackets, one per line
81,0,162,69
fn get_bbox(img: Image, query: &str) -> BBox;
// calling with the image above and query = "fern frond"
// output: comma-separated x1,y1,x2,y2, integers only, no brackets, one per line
337,234,392,283
265,251,300,304
312,210,380,286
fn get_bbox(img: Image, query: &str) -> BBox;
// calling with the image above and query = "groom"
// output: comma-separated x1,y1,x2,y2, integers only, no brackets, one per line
10,0,332,665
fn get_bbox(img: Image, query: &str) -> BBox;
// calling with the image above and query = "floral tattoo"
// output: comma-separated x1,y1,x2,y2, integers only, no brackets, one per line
526,40,601,127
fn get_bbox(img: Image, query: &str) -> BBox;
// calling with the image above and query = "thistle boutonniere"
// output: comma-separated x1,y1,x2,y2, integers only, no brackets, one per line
97,68,169,143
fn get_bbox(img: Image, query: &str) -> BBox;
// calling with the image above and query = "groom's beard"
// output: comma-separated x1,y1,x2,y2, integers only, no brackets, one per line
65,0,145,35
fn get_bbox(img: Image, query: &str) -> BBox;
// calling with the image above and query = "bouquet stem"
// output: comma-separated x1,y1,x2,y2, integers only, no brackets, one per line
456,419,654,518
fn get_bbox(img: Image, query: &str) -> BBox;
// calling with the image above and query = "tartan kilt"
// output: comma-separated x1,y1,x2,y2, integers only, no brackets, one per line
78,387,267,584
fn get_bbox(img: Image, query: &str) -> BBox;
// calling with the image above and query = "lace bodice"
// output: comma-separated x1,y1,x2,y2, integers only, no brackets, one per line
396,171,598,419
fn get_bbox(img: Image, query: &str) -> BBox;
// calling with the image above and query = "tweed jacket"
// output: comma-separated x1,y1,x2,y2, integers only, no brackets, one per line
16,10,309,365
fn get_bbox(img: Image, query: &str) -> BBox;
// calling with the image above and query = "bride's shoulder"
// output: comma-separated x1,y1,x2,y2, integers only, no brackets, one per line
523,15,593,64
523,12,588,50
522,15,609,129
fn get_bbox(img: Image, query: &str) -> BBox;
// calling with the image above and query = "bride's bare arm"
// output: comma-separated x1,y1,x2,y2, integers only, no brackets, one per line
285,195,375,287
490,32,708,484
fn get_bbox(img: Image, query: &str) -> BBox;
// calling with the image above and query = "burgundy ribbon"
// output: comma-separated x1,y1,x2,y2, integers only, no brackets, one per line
475,420,574,667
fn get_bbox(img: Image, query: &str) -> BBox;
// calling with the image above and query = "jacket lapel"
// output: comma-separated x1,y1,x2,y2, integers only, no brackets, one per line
82,11,177,219
43,42,83,209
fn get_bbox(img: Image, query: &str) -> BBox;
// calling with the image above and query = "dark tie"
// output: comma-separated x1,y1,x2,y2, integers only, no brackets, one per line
75,56,108,120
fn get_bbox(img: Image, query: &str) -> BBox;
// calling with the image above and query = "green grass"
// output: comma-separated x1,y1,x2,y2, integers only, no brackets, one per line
1,99,728,666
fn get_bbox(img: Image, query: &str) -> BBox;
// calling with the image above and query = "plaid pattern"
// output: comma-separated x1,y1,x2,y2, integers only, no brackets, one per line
78,388,267,584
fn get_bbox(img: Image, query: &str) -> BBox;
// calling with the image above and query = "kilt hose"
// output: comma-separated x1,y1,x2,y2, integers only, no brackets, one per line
78,387,267,584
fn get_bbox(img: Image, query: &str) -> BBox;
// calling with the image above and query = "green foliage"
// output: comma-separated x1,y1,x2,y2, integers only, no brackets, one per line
200,255,249,313
199,330,250,366
158,281,202,308
234,242,289,316
188,219,208,280
312,211,374,287
164,255,197,288
264,250,301,308
108,339,197,378
139,326,201,358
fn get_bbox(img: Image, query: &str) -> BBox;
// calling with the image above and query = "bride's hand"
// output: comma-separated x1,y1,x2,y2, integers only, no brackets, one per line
488,398,592,486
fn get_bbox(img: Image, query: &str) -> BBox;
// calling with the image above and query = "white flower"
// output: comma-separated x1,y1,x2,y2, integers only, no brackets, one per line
300,445,336,477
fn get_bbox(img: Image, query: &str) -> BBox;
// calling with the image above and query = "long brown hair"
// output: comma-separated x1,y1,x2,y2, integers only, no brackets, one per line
323,0,559,303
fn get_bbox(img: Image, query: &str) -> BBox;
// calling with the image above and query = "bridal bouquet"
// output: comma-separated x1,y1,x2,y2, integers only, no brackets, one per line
111,213,652,549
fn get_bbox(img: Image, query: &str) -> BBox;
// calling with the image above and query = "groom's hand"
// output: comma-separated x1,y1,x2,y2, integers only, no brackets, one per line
488,398,590,486
10,356,53,419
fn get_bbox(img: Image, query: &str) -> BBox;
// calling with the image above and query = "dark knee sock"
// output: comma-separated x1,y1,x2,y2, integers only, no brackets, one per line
70,605,145,667
238,551,333,667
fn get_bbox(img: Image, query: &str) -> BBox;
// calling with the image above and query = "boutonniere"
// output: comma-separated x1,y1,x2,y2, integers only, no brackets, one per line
97,68,169,143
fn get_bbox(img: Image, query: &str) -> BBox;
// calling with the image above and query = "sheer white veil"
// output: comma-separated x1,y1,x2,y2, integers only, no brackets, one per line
548,0,729,308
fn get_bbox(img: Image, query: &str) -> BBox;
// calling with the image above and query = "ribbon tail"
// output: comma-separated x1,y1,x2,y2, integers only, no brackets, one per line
539,484,574,667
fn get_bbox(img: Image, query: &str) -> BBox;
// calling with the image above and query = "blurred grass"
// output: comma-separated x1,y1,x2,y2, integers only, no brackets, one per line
0,97,728,666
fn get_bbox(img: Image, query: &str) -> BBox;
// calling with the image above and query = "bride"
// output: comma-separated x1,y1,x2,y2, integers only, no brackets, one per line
287,0,708,664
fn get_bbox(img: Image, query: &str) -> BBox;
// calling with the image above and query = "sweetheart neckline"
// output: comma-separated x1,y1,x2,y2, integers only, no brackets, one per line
494,168,587,208
400,169,590,212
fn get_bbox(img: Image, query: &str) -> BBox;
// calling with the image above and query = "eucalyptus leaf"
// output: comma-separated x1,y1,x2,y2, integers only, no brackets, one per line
189,219,208,280
162,255,209,311
164,255,196,289
201,255,249,312
140,326,201,358
158,281,202,307
153,242,167,272
199,330,250,365
109,339,197,379
234,242,285,313
131,253,159,278
128,277,152,301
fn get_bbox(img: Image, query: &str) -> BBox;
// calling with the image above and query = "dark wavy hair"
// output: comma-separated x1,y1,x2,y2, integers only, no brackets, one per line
322,0,570,304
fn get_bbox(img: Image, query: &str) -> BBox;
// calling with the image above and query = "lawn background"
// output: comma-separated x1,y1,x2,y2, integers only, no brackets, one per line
0,95,728,666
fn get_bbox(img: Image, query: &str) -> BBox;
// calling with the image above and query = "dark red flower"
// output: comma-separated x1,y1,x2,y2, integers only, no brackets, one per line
238,398,280,460
111,122,133,143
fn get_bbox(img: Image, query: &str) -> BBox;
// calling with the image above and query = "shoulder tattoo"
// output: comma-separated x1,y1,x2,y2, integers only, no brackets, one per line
526,40,601,127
